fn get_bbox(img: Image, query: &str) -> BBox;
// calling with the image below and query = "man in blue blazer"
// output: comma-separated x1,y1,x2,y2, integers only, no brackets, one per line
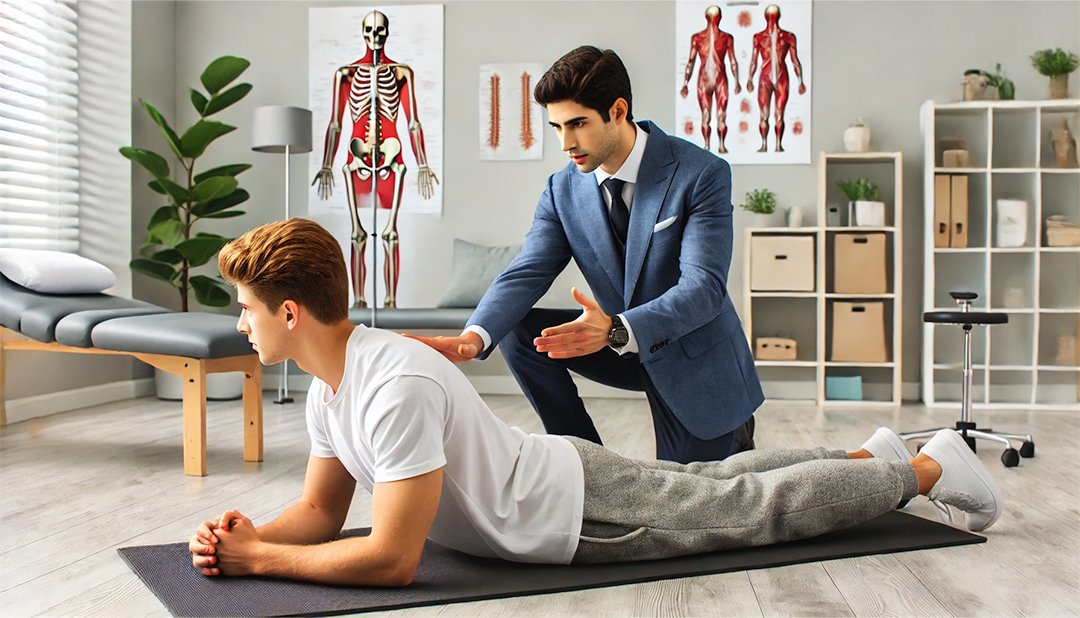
414,46,763,463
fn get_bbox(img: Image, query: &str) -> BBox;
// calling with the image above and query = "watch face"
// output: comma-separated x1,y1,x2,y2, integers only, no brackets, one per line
611,331,629,347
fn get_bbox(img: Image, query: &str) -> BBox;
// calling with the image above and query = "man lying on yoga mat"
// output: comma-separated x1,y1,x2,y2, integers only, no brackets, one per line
188,218,1002,586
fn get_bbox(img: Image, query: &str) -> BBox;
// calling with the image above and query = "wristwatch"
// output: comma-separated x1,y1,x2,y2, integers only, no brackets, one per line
608,315,629,348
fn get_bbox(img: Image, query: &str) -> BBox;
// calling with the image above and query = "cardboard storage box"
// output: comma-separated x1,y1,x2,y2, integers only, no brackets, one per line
750,235,815,291
833,233,887,294
756,337,797,360
831,301,888,362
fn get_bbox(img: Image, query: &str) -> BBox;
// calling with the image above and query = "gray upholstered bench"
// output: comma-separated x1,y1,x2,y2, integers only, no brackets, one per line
348,307,474,330
0,275,262,476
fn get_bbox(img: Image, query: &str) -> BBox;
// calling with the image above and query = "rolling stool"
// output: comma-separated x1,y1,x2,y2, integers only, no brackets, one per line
903,291,1035,467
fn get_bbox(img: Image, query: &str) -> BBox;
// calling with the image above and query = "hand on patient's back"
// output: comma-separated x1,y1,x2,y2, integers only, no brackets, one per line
533,288,611,359
404,333,481,363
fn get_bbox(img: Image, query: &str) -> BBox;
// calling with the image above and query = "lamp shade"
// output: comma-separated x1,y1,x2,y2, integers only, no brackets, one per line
251,105,313,153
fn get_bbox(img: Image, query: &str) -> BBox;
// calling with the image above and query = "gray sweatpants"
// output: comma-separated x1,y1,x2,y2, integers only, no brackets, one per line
569,437,919,563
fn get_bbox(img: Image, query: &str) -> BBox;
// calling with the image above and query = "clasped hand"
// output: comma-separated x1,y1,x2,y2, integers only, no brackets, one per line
188,509,262,577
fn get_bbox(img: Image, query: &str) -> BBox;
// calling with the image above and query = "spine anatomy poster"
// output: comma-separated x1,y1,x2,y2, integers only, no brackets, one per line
675,1,812,165
479,63,545,160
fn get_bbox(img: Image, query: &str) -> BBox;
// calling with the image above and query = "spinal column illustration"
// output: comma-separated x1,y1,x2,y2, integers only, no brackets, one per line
313,9,438,308
680,5,740,154
520,72,535,150
488,74,500,150
746,4,806,153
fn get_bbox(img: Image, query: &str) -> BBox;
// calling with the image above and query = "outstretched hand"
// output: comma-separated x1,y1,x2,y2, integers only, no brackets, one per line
405,331,482,363
532,288,612,360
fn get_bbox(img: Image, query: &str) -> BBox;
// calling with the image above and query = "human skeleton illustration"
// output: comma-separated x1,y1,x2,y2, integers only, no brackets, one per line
313,10,438,308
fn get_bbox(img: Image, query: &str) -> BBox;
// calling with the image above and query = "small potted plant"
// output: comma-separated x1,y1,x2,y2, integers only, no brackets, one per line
740,188,777,226
964,65,1015,101
837,177,885,227
1031,48,1079,99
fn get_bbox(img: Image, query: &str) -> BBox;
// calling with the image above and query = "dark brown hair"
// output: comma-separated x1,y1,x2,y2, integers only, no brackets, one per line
534,46,633,123
218,218,348,324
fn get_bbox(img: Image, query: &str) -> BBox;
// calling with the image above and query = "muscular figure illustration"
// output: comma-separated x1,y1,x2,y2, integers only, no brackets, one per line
680,5,740,154
745,4,806,153
313,10,438,308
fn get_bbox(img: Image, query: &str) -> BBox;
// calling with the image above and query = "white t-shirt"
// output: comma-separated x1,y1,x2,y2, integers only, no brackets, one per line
306,325,585,564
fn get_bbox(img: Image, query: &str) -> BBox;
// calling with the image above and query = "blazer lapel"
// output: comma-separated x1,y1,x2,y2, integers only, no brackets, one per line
624,122,676,304
572,170,624,296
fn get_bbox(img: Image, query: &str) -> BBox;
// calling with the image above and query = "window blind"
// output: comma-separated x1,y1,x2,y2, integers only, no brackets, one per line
0,0,79,251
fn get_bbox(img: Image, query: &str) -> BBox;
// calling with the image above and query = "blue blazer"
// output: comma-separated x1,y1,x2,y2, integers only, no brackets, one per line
469,121,763,439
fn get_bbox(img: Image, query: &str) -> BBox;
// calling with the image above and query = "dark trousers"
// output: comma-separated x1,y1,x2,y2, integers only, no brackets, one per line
500,309,747,464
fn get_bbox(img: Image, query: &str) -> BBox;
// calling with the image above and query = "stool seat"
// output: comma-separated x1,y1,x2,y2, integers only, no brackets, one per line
923,311,1008,325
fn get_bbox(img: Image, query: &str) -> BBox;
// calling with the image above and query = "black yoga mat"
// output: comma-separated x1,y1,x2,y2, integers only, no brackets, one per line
119,511,984,617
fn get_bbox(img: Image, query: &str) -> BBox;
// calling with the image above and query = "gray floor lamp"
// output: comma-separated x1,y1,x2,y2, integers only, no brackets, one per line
252,105,312,404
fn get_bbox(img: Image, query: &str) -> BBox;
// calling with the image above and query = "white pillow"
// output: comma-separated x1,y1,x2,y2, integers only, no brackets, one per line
0,248,116,294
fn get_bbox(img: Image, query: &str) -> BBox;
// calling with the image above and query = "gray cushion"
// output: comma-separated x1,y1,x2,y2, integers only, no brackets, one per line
55,308,170,348
349,307,473,330
436,239,519,308
91,313,254,359
1,275,162,343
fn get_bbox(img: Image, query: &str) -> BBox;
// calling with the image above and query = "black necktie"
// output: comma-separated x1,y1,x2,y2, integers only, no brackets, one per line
603,177,629,250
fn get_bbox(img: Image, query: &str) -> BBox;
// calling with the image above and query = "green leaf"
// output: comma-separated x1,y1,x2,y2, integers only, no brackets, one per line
191,275,233,307
151,248,185,264
200,56,250,95
130,259,178,284
179,120,236,158
203,83,252,116
119,147,170,179
194,164,251,184
176,235,231,267
148,218,185,246
200,209,246,219
140,99,183,160
148,178,190,205
192,176,238,203
148,205,180,228
193,188,249,217
190,89,208,115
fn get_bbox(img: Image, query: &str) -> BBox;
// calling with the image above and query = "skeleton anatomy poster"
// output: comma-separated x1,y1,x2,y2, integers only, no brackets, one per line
479,63,545,160
308,5,444,308
675,1,812,165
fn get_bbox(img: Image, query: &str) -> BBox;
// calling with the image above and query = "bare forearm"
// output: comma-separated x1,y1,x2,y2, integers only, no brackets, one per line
254,536,413,587
255,500,343,546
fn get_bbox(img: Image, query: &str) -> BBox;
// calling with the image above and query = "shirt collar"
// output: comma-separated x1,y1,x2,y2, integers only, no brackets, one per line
594,123,648,187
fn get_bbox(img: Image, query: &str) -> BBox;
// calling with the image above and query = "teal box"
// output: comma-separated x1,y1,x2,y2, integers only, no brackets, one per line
825,376,863,400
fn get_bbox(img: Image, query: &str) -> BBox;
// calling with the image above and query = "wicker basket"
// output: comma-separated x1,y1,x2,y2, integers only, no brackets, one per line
1045,215,1080,247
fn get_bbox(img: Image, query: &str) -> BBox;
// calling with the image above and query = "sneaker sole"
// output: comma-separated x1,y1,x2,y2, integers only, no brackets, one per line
935,430,1003,531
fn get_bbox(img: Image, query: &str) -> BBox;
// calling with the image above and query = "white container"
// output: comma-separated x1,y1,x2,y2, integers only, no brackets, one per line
785,206,805,227
844,124,871,152
850,200,886,227
995,199,1028,247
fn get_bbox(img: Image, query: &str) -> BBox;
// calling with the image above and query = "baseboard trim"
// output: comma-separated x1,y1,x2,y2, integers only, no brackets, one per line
4,378,155,425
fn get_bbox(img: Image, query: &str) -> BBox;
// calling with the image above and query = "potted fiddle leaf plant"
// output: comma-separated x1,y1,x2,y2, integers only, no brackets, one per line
1031,48,1078,99
120,55,253,399
121,55,252,312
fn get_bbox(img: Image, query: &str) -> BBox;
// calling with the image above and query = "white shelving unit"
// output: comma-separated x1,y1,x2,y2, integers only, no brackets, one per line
920,99,1080,410
742,152,903,406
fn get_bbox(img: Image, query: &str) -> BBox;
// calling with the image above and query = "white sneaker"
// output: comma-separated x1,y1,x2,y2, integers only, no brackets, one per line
861,427,911,462
920,429,1003,532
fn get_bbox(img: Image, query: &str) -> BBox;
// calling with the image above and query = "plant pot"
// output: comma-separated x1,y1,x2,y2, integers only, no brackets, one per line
155,368,244,401
843,125,870,153
998,80,1016,101
850,200,886,227
753,212,776,227
1048,74,1070,99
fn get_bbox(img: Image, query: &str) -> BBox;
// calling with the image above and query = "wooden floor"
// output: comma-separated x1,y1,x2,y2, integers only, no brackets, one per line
1,393,1078,617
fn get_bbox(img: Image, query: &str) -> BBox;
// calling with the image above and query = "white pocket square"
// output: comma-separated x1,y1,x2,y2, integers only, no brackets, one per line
653,216,678,233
